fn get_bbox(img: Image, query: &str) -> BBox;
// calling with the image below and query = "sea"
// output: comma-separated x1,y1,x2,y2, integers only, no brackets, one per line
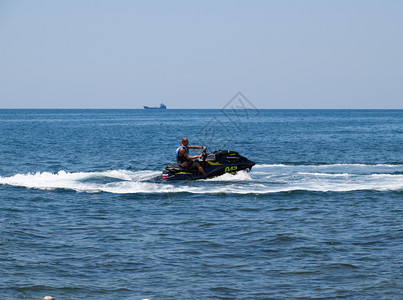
0,109,402,299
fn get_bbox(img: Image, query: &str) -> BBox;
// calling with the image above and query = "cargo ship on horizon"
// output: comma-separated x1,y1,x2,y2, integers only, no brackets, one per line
143,103,167,109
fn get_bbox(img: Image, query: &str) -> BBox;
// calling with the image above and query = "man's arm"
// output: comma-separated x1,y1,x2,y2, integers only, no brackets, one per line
188,145,207,150
179,147,204,160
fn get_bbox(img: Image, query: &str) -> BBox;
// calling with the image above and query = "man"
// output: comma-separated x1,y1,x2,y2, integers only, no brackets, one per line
176,138,207,176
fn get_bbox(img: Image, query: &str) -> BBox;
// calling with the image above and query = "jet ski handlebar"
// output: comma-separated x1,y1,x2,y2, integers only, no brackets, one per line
201,148,207,161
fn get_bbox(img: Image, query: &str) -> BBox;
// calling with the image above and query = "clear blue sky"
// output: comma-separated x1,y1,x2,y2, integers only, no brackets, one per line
1,0,402,108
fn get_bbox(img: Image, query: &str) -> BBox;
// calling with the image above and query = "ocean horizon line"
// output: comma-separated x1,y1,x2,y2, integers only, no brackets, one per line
1,108,402,111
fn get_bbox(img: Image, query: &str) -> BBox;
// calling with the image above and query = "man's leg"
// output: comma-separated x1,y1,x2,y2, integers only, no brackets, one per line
194,162,206,176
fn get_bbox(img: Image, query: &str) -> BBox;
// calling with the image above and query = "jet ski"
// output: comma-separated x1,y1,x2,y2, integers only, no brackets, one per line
159,149,255,181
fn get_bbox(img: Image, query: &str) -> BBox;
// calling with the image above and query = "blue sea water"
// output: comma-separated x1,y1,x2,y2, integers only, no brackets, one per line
0,109,402,299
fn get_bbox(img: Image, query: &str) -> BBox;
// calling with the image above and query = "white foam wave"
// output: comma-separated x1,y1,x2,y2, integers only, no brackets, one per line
0,167,402,194
0,170,161,193
255,163,403,168
296,172,352,177
205,171,252,182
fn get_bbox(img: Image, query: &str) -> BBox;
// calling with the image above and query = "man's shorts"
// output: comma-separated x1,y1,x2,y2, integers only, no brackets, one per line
180,160,194,169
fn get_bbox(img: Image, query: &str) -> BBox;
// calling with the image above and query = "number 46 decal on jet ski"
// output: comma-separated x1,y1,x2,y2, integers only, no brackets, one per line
225,166,238,173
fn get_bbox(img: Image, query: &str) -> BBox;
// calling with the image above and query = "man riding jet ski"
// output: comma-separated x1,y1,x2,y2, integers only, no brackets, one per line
160,138,255,181
175,138,207,177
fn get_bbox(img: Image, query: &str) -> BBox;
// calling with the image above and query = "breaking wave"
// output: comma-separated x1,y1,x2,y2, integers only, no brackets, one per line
0,164,402,194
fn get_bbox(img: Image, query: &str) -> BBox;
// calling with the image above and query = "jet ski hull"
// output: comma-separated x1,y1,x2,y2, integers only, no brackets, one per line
159,150,255,181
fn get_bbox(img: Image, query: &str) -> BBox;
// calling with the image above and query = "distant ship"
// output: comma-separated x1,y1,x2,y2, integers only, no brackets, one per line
143,103,167,109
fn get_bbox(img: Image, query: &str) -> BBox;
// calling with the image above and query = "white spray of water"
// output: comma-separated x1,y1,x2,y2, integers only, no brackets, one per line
1,164,402,194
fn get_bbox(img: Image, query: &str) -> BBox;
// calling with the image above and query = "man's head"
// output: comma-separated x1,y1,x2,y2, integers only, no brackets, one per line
182,138,189,146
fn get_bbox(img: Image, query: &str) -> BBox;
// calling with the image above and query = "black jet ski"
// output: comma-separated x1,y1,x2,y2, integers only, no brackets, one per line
159,149,255,181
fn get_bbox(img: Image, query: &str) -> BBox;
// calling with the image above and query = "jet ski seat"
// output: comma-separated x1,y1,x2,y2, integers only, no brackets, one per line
164,164,187,173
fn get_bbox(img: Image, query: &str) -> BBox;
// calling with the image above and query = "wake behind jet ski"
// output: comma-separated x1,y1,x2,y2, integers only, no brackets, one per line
159,148,255,181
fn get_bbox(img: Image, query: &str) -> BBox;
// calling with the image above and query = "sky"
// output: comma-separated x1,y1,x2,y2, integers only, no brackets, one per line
0,0,402,109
